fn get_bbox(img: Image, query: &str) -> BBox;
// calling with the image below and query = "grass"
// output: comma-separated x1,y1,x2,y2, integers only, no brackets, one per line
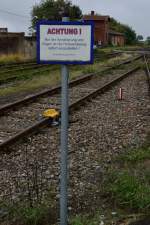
0,186,57,225
0,70,60,96
108,171,150,209
100,45,142,53
0,65,57,80
106,144,150,211
0,203,56,225
0,54,27,64
70,214,100,225
119,147,150,163
0,68,82,96
0,133,149,225
69,144,150,225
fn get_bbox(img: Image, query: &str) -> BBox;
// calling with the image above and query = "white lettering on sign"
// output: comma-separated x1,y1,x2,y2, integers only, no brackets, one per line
39,24,92,62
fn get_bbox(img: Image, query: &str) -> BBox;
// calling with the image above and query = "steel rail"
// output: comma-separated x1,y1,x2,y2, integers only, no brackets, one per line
0,118,51,151
0,62,37,70
69,66,140,112
0,51,122,68
0,55,142,115
0,65,57,86
94,52,122,60
0,73,94,115
105,55,141,70
0,53,141,85
0,66,140,151
0,52,119,69
0,52,120,71
144,55,150,93
0,64,49,75
0,61,35,68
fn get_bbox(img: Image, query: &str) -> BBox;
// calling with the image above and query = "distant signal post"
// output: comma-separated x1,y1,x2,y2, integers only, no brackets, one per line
37,20,94,225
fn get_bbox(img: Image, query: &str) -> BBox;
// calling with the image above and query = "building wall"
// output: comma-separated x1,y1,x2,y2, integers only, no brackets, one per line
83,13,109,46
94,20,109,45
0,32,24,55
84,12,125,46
0,31,36,59
24,37,36,59
109,34,125,46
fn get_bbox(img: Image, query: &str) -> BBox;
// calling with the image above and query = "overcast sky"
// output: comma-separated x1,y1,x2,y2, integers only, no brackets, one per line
0,0,149,38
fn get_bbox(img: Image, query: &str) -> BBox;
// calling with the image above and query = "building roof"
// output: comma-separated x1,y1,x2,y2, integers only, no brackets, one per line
0,31,24,38
0,28,8,33
83,15,110,21
108,30,125,36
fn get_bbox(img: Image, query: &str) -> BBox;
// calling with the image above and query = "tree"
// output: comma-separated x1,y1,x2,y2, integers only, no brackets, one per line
31,0,82,30
146,36,150,45
110,17,137,45
122,24,137,45
137,35,143,41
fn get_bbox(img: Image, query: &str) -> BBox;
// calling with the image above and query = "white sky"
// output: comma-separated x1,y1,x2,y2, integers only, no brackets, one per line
0,0,149,38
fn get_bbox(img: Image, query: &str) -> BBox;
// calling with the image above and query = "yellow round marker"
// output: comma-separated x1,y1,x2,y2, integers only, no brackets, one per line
43,109,59,119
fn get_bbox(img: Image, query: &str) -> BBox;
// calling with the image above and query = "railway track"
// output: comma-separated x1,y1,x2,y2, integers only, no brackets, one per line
144,55,150,92
94,51,122,61
0,54,142,104
0,62,53,87
0,56,141,91
0,52,134,86
0,61,141,151
0,57,149,211
0,63,49,75
0,62,36,70
0,65,56,86
0,52,120,69
0,60,35,68
0,51,118,73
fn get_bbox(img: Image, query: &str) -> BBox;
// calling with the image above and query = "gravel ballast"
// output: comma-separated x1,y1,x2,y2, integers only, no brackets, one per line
0,69,149,216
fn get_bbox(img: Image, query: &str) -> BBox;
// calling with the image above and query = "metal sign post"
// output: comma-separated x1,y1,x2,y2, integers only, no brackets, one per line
60,16,69,225
36,18,94,225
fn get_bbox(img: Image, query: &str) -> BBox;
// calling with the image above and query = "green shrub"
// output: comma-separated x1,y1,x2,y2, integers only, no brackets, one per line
0,203,53,225
120,147,150,163
109,172,150,209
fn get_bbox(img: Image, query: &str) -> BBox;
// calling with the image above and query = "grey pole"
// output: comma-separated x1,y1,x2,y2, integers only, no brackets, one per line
60,15,69,225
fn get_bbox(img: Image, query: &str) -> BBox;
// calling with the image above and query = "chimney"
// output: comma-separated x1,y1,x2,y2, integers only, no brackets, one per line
91,11,95,16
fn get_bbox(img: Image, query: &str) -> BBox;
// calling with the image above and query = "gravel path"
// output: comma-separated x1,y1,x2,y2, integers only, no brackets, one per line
0,69,149,218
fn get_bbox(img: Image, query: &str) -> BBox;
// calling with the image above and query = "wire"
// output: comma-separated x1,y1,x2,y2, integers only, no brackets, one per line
0,8,30,19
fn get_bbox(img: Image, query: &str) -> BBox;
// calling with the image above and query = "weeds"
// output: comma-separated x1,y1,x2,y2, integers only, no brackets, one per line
0,52,134,96
105,144,150,211
0,144,57,225
119,147,150,163
0,54,27,64
0,202,56,225
108,171,150,209
82,66,97,74
70,214,100,225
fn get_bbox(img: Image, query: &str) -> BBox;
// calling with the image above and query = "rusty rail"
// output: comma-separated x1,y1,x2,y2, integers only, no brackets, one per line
0,64,49,75
0,66,140,152
0,55,142,115
0,72,94,115
144,55,150,93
